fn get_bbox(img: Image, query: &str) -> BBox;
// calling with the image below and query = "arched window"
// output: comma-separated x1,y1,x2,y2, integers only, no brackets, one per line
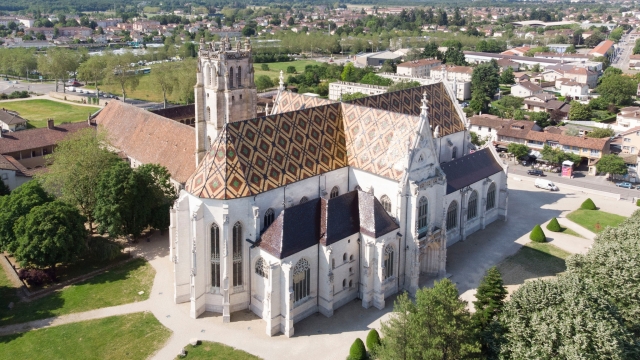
300,196,308,204
263,208,275,230
229,67,234,88
467,191,478,220
212,66,216,86
237,66,242,86
349,280,353,288
293,258,310,303
452,146,458,160
232,222,243,286
349,254,354,261
205,65,211,86
381,195,392,213
342,279,346,288
383,245,394,279
211,223,220,288
446,201,458,230
207,106,210,121
486,183,496,210
417,196,428,234
330,186,339,199
255,257,268,279
343,253,347,262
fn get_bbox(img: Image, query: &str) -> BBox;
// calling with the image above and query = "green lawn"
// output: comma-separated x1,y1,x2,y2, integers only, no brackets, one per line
0,258,154,326
0,312,171,360
178,341,261,360
498,242,571,286
254,60,320,84
0,99,100,128
559,226,584,238
0,260,21,316
567,209,626,234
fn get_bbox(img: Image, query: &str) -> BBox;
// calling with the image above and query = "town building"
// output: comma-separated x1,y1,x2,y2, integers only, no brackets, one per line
328,81,388,101
396,59,442,78
0,108,27,132
0,154,31,190
511,81,544,98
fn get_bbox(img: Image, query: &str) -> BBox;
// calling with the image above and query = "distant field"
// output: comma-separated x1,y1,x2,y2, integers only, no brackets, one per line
0,99,100,128
143,6,162,13
253,60,320,86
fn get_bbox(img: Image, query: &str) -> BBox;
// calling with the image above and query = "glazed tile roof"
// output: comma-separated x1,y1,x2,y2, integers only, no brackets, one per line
186,83,465,200
94,101,196,184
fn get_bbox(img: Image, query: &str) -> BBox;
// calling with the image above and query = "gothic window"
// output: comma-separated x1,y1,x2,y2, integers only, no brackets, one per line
342,279,346,288
383,245,394,279
331,258,335,269
211,223,220,288
417,196,428,234
381,195,392,213
349,280,353,288
229,67,234,88
293,258,310,303
446,201,458,231
212,66,216,86
452,146,458,160
300,196,308,204
264,208,275,230
330,186,339,199
349,255,354,261
255,257,268,279
343,253,347,262
467,191,478,220
237,66,242,86
205,65,211,86
232,222,243,287
207,106,210,121
486,183,496,210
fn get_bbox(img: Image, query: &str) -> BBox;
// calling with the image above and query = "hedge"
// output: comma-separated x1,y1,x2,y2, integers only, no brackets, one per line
530,224,546,243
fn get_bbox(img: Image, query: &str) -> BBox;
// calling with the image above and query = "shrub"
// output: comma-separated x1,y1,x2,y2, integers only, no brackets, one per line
260,63,269,71
366,329,381,353
286,65,296,74
636,199,640,207
348,338,367,360
530,224,546,242
546,218,561,232
18,268,53,286
86,236,122,261
581,198,596,210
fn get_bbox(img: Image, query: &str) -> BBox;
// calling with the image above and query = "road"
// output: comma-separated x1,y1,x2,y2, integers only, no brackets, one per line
509,164,639,200
611,32,636,74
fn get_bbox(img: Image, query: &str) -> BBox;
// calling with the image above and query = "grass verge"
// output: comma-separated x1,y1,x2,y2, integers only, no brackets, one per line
567,209,626,234
0,99,100,128
0,258,154,326
177,341,261,360
0,312,171,360
559,227,584,238
498,242,571,286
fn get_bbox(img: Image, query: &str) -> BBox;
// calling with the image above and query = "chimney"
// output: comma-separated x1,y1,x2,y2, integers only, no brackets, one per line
47,119,54,129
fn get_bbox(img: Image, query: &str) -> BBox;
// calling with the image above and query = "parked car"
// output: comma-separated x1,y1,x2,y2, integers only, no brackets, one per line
67,80,83,87
527,169,545,176
535,178,558,191
616,182,634,189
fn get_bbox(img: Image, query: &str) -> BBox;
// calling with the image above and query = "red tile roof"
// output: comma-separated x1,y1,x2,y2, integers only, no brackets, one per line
588,40,615,56
94,101,196,184
0,122,90,154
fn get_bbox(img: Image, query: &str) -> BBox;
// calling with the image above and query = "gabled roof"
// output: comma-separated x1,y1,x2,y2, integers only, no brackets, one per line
588,40,615,56
0,109,27,126
0,154,31,176
94,101,196,184
259,190,398,259
441,148,503,194
515,81,543,92
0,121,90,154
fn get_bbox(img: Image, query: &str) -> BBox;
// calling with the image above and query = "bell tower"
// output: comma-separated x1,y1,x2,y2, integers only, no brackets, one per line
195,36,257,165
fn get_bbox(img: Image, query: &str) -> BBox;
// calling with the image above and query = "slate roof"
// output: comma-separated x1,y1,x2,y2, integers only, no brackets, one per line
259,190,399,259
441,148,503,194
149,104,195,120
0,121,90,154
95,101,196,184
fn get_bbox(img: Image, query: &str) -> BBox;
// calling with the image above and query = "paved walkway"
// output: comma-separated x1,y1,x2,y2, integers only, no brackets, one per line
0,178,636,360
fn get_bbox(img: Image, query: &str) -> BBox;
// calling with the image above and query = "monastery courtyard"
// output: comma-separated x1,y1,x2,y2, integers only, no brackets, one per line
1,173,637,360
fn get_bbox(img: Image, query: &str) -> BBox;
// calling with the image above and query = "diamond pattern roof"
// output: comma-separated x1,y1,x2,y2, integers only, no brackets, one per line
185,83,465,199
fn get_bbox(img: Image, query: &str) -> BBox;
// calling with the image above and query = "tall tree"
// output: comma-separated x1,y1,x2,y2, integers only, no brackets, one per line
104,51,140,102
149,61,177,108
596,74,637,106
473,267,508,359
77,55,107,101
0,181,53,252
13,201,87,273
37,48,80,92
470,62,500,114
595,154,628,176
376,292,416,360
136,164,177,231
499,67,515,85
174,58,197,104
39,128,119,233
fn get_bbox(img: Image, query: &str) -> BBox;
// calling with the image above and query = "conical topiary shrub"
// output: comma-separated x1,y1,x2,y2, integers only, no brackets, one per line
546,218,561,232
348,338,367,360
530,224,546,242
366,329,381,354
581,198,596,210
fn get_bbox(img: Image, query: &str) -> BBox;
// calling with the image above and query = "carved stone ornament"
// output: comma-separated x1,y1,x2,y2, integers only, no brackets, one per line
223,214,229,224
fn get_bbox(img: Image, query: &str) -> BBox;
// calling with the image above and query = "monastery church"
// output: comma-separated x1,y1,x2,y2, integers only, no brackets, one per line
95,38,509,337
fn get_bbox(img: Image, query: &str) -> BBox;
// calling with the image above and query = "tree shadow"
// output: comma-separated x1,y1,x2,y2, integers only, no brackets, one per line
497,246,567,286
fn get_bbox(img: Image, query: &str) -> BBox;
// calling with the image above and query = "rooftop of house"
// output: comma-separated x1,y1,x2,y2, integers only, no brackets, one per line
0,121,90,154
397,58,442,68
0,108,27,126
515,81,543,92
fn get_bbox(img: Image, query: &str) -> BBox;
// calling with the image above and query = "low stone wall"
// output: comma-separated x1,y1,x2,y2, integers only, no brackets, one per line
48,91,109,106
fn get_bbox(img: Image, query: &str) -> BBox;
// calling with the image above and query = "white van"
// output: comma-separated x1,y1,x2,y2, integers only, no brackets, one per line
535,178,558,191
